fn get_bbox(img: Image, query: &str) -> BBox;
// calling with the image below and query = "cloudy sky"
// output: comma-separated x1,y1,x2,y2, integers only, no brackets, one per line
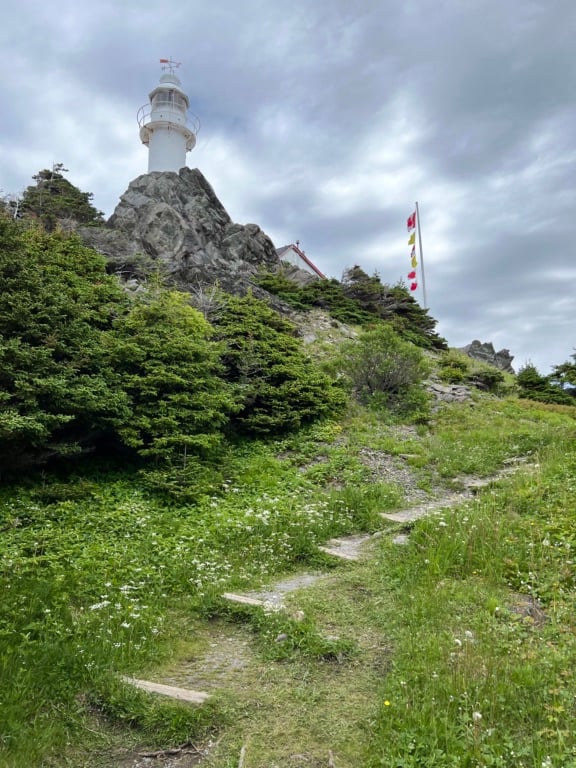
1,0,575,373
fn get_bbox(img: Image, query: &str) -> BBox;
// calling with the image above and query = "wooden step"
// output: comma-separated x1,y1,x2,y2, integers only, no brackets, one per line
380,511,414,523
123,677,209,704
318,546,359,561
222,592,266,607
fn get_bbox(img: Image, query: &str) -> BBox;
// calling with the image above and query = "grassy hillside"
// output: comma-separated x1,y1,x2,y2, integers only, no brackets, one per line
2,395,576,767
1,213,575,766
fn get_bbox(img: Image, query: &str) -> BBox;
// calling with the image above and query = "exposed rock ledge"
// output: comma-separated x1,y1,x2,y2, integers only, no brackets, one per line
459,340,514,374
79,167,311,295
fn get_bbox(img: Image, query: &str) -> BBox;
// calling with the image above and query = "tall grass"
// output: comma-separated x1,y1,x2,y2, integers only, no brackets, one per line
1,398,575,765
369,435,576,767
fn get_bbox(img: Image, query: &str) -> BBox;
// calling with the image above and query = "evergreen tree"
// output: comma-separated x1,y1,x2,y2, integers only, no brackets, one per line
108,287,236,462
385,284,447,351
20,164,104,231
341,265,388,316
516,362,572,405
551,353,576,390
212,292,345,434
257,266,447,350
0,216,129,470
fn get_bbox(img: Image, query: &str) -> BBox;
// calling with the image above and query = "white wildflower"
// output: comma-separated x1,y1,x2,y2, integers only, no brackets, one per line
89,600,110,611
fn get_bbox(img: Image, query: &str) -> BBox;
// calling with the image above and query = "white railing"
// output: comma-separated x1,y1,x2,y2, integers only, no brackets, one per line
137,104,200,135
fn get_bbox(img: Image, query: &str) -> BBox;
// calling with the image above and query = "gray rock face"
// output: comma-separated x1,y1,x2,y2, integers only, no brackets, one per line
426,381,474,405
459,340,515,374
79,168,293,293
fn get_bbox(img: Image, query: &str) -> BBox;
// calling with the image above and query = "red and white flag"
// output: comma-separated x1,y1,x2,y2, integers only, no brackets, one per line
407,211,416,231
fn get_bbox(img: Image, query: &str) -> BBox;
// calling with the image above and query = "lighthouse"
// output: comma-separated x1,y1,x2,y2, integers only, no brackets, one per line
137,60,199,173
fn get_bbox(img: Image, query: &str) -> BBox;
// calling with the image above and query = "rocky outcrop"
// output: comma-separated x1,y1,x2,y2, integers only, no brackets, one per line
291,309,358,345
79,168,312,294
459,340,514,374
426,381,474,405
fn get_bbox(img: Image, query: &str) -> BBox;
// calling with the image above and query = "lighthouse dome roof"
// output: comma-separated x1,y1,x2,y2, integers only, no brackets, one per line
148,72,189,106
160,73,181,87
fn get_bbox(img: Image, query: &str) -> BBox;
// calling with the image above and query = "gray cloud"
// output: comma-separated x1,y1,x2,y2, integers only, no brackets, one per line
1,0,575,374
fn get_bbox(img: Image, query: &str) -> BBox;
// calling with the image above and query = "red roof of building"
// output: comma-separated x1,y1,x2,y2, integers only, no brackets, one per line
276,244,326,279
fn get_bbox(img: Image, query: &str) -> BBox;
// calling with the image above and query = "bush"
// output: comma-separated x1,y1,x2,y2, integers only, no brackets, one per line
336,324,429,414
438,350,471,384
20,165,104,231
466,366,505,393
256,267,448,350
0,218,130,471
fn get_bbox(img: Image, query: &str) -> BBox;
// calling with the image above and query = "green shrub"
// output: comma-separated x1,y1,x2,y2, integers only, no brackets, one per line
336,324,429,415
0,218,130,471
465,366,505,393
256,267,448,350
212,292,346,434
109,287,236,462
517,362,572,405
438,350,471,384
20,165,104,231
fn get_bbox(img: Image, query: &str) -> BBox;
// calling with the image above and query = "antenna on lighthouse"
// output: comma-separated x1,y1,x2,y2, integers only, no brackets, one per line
137,61,200,173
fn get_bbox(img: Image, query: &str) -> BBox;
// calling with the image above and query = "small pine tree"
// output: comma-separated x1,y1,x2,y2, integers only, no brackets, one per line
212,292,346,434
20,164,104,231
517,362,572,405
108,287,236,462
551,353,576,390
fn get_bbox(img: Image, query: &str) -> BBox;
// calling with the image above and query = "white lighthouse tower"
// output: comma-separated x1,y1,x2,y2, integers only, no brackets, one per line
137,60,199,173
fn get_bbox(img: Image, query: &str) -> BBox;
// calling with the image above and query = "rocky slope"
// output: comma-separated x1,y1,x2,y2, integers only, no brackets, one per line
80,168,304,294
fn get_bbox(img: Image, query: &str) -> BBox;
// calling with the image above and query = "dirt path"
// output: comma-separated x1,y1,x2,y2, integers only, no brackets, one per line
121,460,534,768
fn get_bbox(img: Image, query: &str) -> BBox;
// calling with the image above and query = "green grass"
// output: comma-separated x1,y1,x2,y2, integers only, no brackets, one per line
422,398,575,478
367,441,576,767
1,397,576,765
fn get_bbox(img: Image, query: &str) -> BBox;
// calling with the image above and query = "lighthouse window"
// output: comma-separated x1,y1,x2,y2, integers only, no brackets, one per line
153,92,186,109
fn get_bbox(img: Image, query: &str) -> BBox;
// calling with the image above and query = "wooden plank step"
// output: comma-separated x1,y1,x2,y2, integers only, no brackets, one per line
318,546,359,561
123,677,209,704
221,592,265,607
380,511,413,523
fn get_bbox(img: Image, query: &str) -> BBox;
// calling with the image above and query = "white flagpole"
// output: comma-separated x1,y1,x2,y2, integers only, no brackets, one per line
415,201,427,309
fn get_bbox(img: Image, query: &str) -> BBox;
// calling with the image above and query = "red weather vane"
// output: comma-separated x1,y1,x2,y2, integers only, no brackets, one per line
159,58,181,74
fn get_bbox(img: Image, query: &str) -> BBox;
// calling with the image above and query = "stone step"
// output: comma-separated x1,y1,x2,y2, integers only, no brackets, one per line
123,677,209,704
222,592,266,607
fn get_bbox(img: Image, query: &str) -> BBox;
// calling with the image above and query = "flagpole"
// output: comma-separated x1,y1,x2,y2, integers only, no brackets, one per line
415,201,427,309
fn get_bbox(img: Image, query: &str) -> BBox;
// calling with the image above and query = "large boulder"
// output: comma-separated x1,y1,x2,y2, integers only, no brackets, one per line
459,340,515,374
79,168,305,294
